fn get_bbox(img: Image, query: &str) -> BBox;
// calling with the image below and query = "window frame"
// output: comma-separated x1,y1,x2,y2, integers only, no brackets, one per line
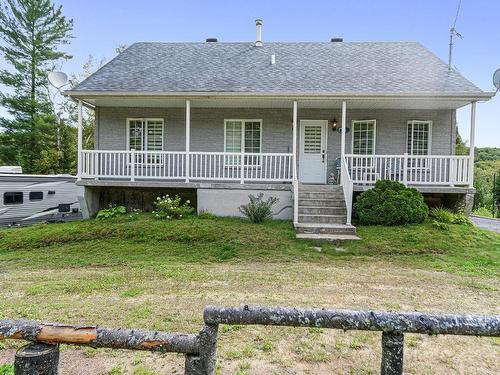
351,119,377,155
126,118,165,165
406,120,432,156
223,119,263,167
4,192,23,205
126,118,165,152
29,191,44,201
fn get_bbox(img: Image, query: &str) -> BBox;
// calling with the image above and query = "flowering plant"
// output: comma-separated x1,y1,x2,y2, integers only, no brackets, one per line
153,194,193,219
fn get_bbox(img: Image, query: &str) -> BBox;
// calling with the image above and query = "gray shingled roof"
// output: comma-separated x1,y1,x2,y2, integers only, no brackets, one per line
72,42,486,95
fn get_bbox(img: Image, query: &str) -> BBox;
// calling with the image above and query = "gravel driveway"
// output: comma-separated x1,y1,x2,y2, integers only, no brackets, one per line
470,215,500,233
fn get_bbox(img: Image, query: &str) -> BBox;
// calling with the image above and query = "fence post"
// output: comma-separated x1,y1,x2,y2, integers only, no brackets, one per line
184,354,201,375
402,153,408,186
381,331,404,375
199,324,219,374
130,148,136,182
14,343,59,375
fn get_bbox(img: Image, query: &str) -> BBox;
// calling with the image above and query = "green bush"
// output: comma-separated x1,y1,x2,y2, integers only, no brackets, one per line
96,205,127,220
355,180,428,225
153,194,193,220
452,213,474,227
430,206,454,223
239,193,279,223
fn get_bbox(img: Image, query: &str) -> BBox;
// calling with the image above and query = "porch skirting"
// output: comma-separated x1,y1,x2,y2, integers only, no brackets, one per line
79,182,292,219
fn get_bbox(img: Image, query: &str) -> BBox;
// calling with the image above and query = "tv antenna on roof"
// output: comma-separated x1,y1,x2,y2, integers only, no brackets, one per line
448,0,463,70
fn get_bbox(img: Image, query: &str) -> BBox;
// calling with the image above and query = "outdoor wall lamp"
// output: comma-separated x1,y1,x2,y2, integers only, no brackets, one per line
329,117,338,131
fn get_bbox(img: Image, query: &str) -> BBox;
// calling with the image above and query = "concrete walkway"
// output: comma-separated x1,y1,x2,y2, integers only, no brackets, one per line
470,215,500,233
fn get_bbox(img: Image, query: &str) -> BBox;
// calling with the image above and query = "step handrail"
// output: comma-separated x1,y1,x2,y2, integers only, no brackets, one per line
340,156,353,225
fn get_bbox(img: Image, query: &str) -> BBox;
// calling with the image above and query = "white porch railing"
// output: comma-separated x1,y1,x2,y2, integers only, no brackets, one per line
344,154,471,186
340,157,353,225
80,150,294,183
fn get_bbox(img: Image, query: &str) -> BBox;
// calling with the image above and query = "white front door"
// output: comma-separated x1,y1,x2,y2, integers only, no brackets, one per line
299,120,328,183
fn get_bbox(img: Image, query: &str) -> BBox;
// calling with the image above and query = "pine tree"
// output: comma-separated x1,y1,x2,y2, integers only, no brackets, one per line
0,0,73,173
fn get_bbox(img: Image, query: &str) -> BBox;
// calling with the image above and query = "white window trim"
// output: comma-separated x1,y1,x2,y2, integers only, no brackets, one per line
351,119,377,155
126,118,165,152
223,119,263,167
406,120,432,156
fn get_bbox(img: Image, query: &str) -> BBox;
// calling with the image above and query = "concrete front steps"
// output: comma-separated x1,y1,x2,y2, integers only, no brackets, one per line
295,184,359,241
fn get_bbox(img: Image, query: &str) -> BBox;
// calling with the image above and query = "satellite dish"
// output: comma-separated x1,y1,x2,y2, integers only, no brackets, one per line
48,71,68,89
493,68,500,90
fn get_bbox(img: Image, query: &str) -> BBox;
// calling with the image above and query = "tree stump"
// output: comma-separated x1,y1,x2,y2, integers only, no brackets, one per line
14,343,59,375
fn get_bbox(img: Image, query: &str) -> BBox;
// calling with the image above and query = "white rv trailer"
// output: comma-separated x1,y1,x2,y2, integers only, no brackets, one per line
0,173,83,226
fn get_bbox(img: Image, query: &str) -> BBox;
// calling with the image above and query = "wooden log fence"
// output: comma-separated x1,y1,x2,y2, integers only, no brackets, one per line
204,305,500,375
1,305,499,375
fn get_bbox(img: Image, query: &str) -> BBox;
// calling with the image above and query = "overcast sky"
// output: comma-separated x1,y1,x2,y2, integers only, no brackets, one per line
1,0,499,146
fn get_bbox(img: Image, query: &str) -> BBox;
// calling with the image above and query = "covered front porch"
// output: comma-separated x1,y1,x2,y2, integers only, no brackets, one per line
74,95,477,186
72,95,480,224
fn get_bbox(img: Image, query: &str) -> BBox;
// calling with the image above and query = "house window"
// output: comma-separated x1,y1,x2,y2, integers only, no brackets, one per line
29,192,43,201
224,120,262,165
127,118,164,163
407,120,432,156
127,118,164,152
4,192,23,205
352,120,376,155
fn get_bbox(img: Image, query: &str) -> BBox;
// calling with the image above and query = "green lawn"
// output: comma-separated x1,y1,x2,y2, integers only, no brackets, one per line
0,214,498,276
0,215,498,374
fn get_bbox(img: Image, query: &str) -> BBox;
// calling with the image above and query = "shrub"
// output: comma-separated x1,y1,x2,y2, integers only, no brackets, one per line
153,194,193,220
239,193,279,223
355,180,428,225
430,207,454,223
96,205,127,220
198,210,217,220
452,213,474,227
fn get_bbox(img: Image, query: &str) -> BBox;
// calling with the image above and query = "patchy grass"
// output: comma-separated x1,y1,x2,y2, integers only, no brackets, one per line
0,214,498,276
0,215,499,374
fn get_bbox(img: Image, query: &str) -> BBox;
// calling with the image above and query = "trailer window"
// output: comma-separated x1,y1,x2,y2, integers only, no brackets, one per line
29,191,43,201
4,192,23,205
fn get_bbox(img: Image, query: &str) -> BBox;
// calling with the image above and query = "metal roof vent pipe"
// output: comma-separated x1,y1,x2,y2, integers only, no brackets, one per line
255,19,263,47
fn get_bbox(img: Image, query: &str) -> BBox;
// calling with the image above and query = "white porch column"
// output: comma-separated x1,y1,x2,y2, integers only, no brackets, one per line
77,99,83,180
292,100,298,181
292,100,299,225
469,101,476,188
185,99,191,182
340,100,347,184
